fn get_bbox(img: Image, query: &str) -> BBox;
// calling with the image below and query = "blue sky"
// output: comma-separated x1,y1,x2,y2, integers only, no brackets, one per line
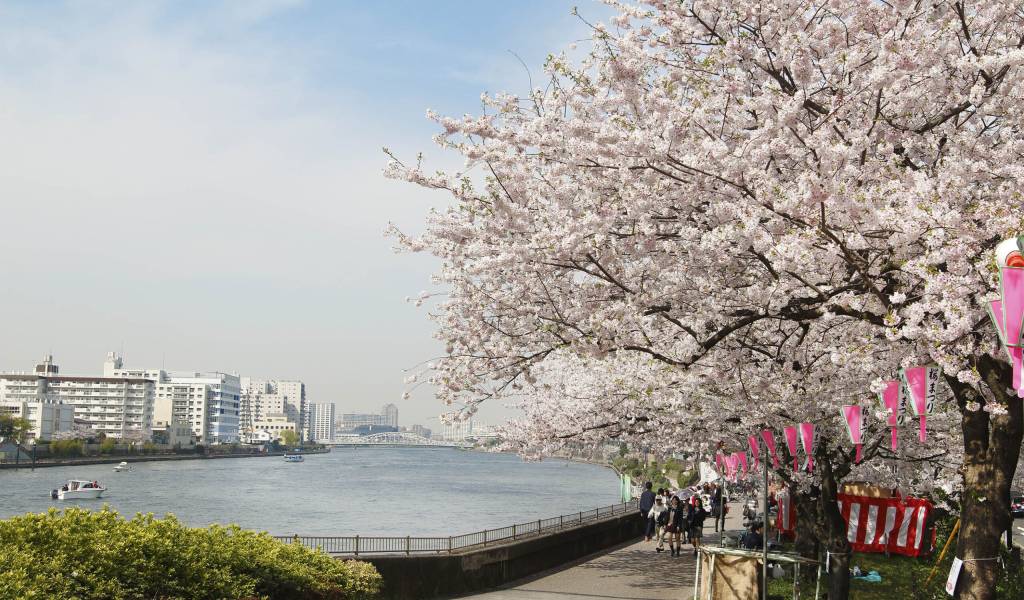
0,1,610,427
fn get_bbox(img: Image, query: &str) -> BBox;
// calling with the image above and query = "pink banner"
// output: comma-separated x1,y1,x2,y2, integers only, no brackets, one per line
990,300,1019,387
879,380,901,451
843,405,864,463
761,429,779,469
736,451,748,477
799,422,815,472
748,435,760,470
1001,267,1024,347
784,426,799,470
902,366,939,442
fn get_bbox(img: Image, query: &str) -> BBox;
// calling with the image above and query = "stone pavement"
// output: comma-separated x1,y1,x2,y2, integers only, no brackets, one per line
463,497,751,600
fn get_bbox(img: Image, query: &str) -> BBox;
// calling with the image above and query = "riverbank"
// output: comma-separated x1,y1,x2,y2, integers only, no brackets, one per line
0,447,331,470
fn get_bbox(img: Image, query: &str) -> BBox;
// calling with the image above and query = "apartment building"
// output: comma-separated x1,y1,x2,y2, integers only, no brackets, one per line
307,402,335,443
104,353,240,444
1,355,153,440
239,377,307,442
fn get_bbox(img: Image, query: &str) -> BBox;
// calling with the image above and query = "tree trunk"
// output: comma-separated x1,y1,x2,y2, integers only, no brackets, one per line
793,485,821,559
819,454,851,600
947,355,1024,600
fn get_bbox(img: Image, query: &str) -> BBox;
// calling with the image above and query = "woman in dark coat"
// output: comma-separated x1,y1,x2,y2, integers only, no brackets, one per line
687,497,708,557
658,496,685,556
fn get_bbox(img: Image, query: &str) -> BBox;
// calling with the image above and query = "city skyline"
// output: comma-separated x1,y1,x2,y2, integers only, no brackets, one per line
0,351,480,430
0,1,602,426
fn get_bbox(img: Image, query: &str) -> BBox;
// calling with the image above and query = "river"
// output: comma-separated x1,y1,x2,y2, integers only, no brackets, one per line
0,449,620,536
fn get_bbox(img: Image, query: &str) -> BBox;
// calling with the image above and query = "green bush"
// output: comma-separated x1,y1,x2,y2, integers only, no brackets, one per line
98,438,116,455
0,508,381,600
50,439,84,458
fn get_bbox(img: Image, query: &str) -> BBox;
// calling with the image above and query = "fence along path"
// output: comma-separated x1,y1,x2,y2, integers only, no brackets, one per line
273,500,639,556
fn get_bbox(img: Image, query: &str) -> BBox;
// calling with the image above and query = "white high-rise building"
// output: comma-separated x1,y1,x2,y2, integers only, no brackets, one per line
381,403,399,427
239,378,307,442
2,355,154,440
307,402,336,443
105,353,240,444
440,416,473,442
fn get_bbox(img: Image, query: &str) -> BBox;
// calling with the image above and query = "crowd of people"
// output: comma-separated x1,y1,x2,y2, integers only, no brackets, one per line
636,481,712,557
637,480,767,556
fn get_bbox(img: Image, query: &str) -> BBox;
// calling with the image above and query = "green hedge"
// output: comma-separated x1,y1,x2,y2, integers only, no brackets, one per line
0,508,381,600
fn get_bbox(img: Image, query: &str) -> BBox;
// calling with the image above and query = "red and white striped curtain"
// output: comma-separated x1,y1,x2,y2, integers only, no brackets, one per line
774,492,933,557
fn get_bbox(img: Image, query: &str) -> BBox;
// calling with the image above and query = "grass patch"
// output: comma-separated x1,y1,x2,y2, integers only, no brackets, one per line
765,518,1024,599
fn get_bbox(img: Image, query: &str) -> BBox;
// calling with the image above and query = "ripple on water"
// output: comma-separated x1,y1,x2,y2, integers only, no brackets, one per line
0,450,619,536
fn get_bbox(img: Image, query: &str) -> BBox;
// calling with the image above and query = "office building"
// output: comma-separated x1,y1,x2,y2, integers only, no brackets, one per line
339,413,387,431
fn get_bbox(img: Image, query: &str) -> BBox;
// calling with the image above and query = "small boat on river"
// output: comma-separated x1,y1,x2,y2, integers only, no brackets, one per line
113,461,131,472
283,454,304,463
51,480,106,500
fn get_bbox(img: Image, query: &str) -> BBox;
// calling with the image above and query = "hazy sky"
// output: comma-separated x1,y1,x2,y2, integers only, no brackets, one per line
0,0,605,427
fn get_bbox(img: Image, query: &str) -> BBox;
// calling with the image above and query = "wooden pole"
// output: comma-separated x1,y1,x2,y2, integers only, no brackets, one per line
923,519,961,587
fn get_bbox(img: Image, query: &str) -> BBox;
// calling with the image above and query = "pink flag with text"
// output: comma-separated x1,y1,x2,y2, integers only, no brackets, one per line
748,435,760,470
902,366,938,442
842,405,864,463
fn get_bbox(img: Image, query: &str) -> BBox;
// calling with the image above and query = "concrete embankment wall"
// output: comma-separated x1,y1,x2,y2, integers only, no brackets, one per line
362,510,643,599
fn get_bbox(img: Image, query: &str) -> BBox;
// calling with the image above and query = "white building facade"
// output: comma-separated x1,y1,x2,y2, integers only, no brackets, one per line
2,356,154,440
239,378,307,442
307,402,335,443
0,398,75,442
439,417,474,442
105,353,240,444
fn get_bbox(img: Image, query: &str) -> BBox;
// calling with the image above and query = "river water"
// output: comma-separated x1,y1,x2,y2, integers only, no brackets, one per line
0,449,620,536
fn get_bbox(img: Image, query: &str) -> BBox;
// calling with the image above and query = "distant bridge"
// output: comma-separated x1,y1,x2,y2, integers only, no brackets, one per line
328,432,471,448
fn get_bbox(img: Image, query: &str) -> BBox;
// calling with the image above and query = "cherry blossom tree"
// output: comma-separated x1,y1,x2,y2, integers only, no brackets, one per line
389,2,1024,598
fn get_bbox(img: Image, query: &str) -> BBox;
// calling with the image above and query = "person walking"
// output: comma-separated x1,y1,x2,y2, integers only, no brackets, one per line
638,482,656,541
711,484,722,532
687,497,708,557
658,496,685,556
648,497,668,552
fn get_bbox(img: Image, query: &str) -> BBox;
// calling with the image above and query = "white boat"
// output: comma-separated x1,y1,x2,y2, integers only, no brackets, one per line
113,461,131,472
283,454,304,463
52,480,106,500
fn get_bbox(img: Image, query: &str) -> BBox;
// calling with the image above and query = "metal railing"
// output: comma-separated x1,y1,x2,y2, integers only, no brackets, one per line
274,499,639,556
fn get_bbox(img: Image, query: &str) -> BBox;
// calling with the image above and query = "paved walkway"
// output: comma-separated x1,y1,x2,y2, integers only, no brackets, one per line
464,498,750,600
